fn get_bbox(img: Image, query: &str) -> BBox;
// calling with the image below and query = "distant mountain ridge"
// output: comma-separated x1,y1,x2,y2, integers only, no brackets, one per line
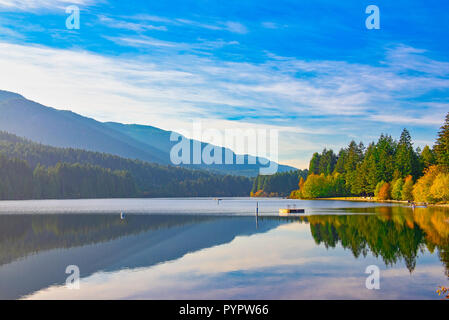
0,90,296,176
0,131,253,198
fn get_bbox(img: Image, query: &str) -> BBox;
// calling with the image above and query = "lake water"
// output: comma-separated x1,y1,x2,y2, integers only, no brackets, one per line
0,198,448,300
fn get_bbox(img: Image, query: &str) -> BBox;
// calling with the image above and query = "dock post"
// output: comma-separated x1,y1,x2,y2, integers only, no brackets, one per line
255,201,259,229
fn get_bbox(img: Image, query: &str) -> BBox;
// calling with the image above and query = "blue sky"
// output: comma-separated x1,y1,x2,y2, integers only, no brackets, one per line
0,0,448,168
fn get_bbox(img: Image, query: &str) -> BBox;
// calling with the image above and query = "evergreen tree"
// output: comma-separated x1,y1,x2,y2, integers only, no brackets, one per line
419,145,436,172
435,112,449,167
375,134,396,183
309,152,321,174
0,131,254,199
344,141,364,193
333,148,347,174
251,170,308,197
395,128,419,179
318,149,337,175
355,143,377,195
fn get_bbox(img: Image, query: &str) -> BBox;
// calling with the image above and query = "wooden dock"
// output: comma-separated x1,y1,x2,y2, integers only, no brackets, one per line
279,208,305,215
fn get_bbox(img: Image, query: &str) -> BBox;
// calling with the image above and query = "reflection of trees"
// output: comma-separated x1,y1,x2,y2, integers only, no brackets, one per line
0,214,214,266
307,206,449,275
0,214,294,267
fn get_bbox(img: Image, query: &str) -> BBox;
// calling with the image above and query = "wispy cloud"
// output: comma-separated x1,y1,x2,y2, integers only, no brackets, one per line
97,15,167,32
122,14,249,35
0,41,447,167
261,22,286,30
0,24,24,38
223,21,247,34
106,36,180,48
0,0,95,11
106,35,240,53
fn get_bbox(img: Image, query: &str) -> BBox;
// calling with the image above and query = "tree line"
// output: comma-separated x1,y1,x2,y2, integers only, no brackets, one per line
250,170,308,197
0,131,253,199
290,112,449,203
0,154,137,199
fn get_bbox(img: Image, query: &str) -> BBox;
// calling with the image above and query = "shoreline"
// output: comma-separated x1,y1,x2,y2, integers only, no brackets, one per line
312,197,449,207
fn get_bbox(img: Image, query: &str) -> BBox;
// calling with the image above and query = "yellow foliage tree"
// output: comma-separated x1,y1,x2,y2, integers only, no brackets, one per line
401,175,414,201
412,165,441,203
378,182,391,200
430,173,449,202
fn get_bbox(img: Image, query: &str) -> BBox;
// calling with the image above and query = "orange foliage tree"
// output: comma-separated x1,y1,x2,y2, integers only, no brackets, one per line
377,182,391,200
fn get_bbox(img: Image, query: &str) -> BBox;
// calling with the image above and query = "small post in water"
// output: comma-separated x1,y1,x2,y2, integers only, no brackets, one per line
255,201,259,229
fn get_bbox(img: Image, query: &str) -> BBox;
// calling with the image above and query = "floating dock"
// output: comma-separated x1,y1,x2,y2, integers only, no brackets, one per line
279,208,305,215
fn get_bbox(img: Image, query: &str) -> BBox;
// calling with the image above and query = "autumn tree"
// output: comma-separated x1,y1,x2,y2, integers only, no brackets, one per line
377,182,391,200
401,175,414,201
391,178,404,200
430,172,449,202
412,166,440,203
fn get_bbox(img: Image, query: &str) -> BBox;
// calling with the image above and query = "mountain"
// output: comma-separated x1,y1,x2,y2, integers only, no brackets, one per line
0,131,253,199
0,91,167,164
0,90,296,176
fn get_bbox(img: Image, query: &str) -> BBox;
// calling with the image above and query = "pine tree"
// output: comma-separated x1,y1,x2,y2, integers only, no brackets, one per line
309,152,321,174
420,145,436,169
333,148,347,174
344,141,364,193
375,134,396,183
318,149,337,175
395,128,419,179
356,143,377,195
435,112,449,167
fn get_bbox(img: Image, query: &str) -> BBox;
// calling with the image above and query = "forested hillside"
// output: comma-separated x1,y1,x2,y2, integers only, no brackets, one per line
0,90,296,177
290,112,449,203
250,170,308,197
0,131,253,199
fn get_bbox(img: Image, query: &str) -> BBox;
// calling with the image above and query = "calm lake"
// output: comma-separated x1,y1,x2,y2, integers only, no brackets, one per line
0,198,448,300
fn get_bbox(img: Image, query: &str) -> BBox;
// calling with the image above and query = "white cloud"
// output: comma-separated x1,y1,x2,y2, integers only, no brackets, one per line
0,25,24,38
369,114,444,126
97,15,167,32
224,21,248,34
121,14,248,35
0,0,94,11
0,41,448,165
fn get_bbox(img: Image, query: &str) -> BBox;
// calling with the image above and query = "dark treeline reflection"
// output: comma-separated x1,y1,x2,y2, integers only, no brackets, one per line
0,214,214,266
306,207,449,275
0,214,294,268
0,214,292,299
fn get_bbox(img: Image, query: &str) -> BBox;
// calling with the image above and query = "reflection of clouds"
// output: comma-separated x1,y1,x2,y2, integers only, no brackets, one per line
24,222,448,300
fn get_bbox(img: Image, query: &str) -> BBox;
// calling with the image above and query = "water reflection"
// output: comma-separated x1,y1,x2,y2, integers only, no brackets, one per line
0,214,291,299
0,206,448,299
306,207,449,276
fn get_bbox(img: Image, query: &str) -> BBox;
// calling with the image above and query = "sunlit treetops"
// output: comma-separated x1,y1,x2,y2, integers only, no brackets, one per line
291,112,449,203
